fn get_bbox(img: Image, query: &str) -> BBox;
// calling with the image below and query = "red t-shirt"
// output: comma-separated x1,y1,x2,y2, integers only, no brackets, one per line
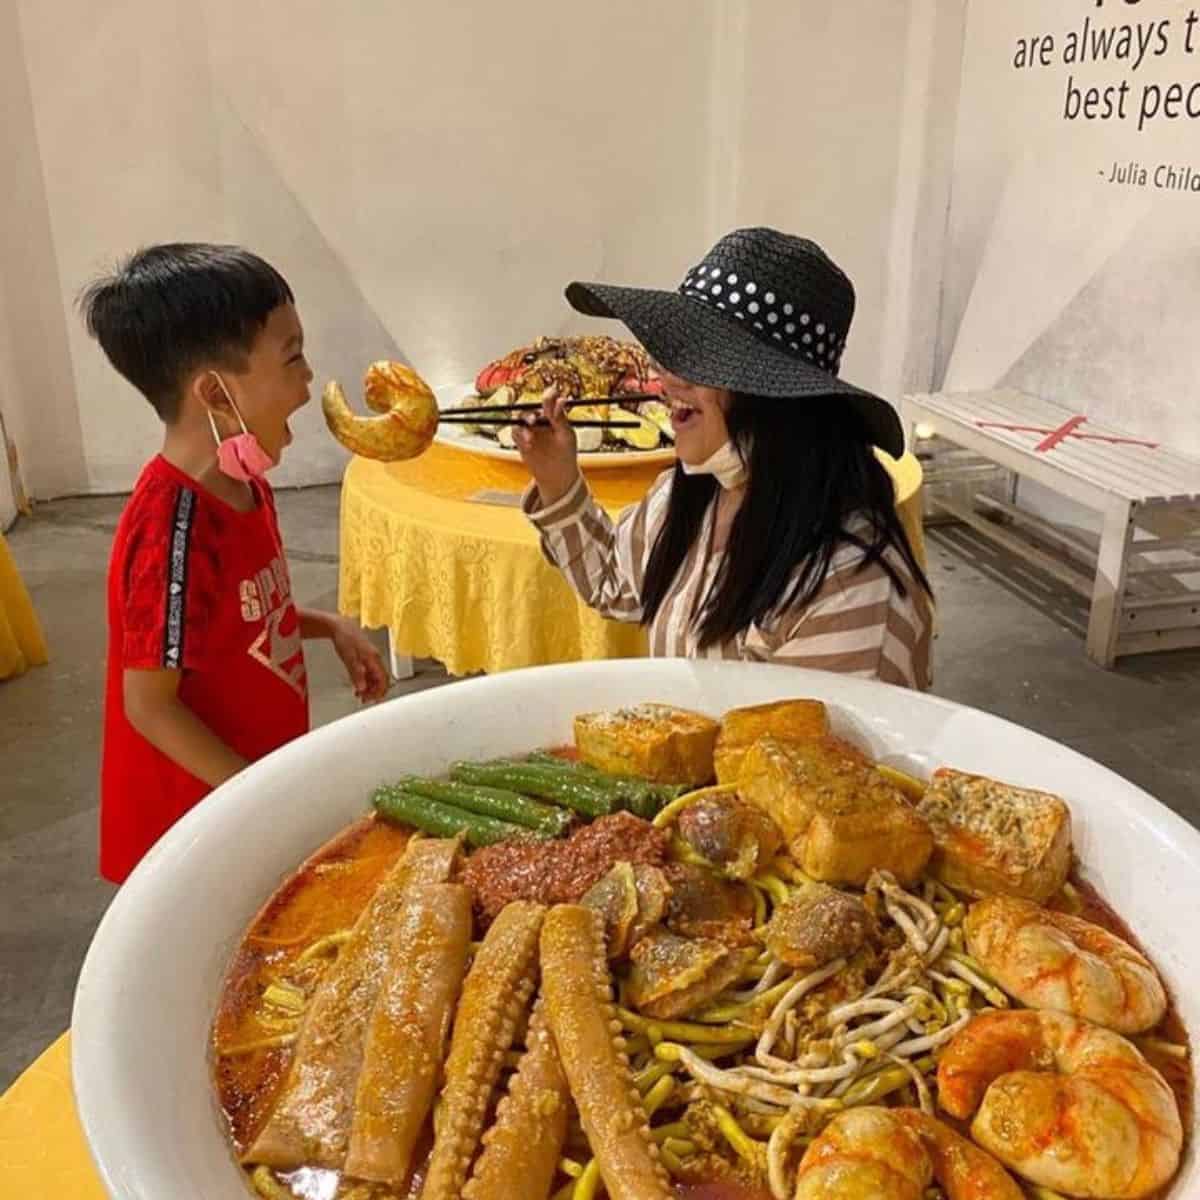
100,456,310,883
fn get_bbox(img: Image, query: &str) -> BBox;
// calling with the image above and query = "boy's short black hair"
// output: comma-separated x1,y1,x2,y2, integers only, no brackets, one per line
79,243,294,423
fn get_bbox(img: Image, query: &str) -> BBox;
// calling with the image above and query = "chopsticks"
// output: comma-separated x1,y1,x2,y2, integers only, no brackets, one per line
439,414,639,429
445,391,659,417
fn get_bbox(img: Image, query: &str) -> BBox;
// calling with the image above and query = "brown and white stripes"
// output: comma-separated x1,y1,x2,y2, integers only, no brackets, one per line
523,471,932,689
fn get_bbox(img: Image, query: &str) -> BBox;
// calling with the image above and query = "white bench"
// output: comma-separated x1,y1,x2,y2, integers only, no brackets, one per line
901,389,1200,668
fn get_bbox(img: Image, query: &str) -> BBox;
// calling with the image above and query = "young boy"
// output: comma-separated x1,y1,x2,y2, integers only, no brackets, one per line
82,243,388,884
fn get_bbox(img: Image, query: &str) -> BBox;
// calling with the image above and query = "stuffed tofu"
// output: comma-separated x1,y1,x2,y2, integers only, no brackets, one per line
916,768,1072,902
574,704,718,787
738,736,933,886
713,698,831,784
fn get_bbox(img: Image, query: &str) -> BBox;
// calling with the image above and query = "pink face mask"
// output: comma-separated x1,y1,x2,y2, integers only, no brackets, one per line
207,373,276,481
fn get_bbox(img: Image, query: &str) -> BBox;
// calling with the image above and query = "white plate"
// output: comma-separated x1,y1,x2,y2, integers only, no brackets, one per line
433,381,677,470
72,660,1199,1198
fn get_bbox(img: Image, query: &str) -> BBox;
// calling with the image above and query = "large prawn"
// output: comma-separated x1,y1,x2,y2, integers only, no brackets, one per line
938,1009,1182,1198
965,895,1166,1034
793,1105,1024,1199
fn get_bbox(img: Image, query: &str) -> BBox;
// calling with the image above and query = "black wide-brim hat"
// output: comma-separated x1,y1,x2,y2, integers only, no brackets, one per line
565,227,904,458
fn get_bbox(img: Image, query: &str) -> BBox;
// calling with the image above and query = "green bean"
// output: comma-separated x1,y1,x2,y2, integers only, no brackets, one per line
392,776,573,836
372,786,534,846
495,756,658,817
526,752,688,815
449,762,614,818
527,751,592,770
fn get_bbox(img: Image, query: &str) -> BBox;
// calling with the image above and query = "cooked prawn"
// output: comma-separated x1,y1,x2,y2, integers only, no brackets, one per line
792,1105,1024,1199
965,896,1166,1034
938,1009,1182,1199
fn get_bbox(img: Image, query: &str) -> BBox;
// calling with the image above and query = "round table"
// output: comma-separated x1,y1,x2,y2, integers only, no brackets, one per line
338,442,926,677
0,1033,106,1198
0,530,48,680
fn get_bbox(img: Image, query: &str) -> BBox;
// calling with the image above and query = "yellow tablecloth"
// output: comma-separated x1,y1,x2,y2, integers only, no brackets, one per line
339,444,654,675
339,442,925,676
0,530,48,680
0,1033,106,1198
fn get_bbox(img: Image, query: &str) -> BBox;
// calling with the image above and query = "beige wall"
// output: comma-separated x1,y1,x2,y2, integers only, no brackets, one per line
937,0,1200,458
733,0,964,404
0,0,89,500
3,0,949,497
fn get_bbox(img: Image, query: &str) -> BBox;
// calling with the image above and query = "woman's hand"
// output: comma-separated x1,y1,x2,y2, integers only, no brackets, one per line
514,387,580,506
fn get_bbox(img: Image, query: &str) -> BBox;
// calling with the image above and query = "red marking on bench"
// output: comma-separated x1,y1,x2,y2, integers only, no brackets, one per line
976,416,1158,453
1033,414,1086,452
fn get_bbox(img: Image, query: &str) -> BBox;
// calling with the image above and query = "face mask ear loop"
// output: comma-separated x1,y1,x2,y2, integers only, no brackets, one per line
206,407,223,449
210,371,250,434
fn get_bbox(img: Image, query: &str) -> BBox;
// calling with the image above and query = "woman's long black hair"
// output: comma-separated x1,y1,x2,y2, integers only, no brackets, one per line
641,394,932,648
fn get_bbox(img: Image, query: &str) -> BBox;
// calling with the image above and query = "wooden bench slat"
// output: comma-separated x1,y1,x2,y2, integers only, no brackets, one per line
909,403,1121,510
1122,592,1200,613
921,390,1200,493
1036,432,1200,500
908,392,1200,501
1118,628,1200,655
931,495,1095,598
1130,537,1200,555
952,393,1173,499
911,393,1151,502
921,391,1200,496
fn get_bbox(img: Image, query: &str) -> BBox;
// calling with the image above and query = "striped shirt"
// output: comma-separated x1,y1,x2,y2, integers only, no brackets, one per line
523,471,932,689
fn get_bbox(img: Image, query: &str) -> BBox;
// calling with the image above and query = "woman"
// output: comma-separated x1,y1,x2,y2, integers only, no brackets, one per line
516,227,933,688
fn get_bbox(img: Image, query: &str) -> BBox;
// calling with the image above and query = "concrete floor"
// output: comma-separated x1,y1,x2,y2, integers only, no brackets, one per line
2,487,1198,1091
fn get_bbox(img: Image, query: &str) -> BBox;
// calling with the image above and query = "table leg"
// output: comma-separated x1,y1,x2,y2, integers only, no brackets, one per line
1086,499,1134,669
388,631,415,682
899,397,922,454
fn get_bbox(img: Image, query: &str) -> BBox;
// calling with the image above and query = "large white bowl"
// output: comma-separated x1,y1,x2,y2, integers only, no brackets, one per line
72,660,1199,1198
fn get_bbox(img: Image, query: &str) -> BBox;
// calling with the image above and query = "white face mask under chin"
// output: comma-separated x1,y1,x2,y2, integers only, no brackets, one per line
680,440,748,490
